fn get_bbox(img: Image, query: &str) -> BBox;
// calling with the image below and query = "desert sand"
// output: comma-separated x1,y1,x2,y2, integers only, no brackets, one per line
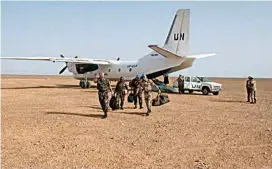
1,75,272,169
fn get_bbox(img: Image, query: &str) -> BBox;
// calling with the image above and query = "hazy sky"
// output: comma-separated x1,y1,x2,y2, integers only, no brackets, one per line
1,1,272,78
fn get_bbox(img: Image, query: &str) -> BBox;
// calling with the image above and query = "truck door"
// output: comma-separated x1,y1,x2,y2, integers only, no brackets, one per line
183,76,190,89
190,77,201,90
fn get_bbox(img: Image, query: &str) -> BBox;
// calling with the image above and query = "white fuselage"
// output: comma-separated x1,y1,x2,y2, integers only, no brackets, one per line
69,51,191,81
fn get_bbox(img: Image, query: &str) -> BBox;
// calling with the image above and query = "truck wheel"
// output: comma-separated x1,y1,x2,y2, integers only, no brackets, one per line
202,87,210,95
213,92,219,95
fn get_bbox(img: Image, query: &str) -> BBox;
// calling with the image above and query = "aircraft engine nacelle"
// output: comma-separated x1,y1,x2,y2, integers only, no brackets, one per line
76,64,99,74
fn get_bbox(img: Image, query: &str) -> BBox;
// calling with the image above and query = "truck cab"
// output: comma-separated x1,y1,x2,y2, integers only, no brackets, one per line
173,76,222,95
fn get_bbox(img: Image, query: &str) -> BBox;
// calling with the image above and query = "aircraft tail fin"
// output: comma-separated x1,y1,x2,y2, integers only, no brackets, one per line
163,9,190,56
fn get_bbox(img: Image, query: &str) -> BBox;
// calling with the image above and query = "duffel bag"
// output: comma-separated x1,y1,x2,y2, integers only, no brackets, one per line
160,94,170,105
110,95,119,110
152,96,161,106
127,93,134,103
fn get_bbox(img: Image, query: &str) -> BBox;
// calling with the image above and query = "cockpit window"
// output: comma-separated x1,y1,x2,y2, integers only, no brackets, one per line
151,54,158,56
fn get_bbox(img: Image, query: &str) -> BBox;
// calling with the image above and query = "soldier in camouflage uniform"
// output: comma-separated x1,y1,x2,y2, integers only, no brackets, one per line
246,76,251,102
96,73,112,119
141,74,161,116
131,75,143,109
177,75,184,94
114,77,128,109
249,76,257,104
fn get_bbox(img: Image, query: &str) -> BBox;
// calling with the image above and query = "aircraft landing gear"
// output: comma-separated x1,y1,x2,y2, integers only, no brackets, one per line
79,73,90,88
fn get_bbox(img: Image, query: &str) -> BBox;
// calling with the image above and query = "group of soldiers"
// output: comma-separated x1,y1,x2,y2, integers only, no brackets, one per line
246,76,257,104
96,73,160,119
95,73,257,119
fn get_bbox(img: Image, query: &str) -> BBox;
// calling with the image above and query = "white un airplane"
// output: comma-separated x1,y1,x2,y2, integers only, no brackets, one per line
1,9,216,88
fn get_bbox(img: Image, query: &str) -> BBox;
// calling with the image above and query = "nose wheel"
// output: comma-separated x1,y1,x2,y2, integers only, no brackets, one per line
79,73,90,88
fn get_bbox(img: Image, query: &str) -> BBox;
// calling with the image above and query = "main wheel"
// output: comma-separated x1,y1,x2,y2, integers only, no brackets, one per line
202,87,210,95
188,90,193,94
79,81,85,88
79,81,90,88
86,81,90,88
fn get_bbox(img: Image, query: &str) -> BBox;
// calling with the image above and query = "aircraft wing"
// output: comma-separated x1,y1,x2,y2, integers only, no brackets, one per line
0,57,111,65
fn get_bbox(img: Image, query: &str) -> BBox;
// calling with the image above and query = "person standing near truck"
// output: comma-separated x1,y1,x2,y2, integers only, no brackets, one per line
177,75,184,94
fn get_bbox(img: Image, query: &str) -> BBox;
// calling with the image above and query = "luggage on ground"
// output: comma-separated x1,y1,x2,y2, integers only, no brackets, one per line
152,94,170,106
160,94,170,105
152,96,161,106
127,93,134,103
110,95,119,110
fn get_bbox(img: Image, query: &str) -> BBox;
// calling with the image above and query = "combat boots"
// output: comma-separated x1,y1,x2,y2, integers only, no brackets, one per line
102,112,108,119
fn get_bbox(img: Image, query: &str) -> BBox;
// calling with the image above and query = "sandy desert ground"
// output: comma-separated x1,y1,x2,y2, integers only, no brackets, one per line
1,75,272,169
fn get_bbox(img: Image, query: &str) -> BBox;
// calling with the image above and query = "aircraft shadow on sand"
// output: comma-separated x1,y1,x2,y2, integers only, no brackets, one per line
1,84,117,90
1,84,79,90
0,84,109,90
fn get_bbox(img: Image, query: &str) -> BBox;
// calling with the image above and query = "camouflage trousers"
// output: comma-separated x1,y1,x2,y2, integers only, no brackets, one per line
247,88,250,102
98,91,109,115
178,85,184,93
134,91,143,107
144,92,152,113
250,90,257,103
116,92,125,108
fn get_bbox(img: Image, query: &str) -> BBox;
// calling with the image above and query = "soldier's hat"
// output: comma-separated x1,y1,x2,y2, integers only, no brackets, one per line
248,76,253,79
141,74,146,79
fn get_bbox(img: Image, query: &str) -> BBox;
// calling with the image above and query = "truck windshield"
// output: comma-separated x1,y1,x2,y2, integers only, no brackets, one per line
197,77,211,82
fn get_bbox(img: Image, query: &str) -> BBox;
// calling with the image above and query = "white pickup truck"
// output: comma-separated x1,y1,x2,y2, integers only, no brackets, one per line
173,76,223,95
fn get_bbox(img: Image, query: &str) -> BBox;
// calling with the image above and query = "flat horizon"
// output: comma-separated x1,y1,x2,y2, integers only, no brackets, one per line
1,74,271,80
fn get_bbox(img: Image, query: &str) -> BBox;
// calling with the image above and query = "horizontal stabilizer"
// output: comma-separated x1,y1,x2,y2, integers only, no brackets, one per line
148,45,185,60
186,53,217,59
0,57,111,65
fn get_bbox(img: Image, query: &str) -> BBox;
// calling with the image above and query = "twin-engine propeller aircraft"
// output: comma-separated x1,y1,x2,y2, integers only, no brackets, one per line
1,9,216,88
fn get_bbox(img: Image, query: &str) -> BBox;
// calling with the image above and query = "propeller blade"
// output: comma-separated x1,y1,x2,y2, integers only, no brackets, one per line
59,66,68,74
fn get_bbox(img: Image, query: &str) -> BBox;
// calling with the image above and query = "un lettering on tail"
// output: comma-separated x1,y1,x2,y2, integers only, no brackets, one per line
174,33,185,41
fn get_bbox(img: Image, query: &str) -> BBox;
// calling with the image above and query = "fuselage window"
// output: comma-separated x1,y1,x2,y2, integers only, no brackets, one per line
129,68,132,72
118,68,121,72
